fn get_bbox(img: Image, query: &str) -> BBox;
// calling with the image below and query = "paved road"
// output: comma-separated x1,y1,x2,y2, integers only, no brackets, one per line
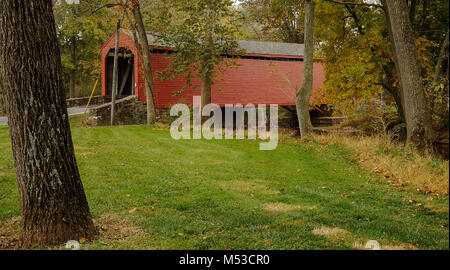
0,106,96,126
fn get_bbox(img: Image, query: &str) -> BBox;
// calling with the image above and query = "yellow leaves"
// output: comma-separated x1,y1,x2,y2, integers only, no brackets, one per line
415,36,438,78
128,208,137,214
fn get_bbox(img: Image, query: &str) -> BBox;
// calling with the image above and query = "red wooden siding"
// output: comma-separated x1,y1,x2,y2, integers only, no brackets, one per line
101,30,326,108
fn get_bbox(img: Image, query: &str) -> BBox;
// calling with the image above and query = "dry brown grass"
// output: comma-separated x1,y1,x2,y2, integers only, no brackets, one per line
312,226,417,250
312,226,350,238
312,132,449,195
217,180,280,195
0,216,21,249
0,213,146,250
352,240,417,250
283,219,305,227
94,213,147,245
264,202,317,212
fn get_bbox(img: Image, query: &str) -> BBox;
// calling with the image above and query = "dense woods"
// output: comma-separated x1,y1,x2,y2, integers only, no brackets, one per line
48,0,449,149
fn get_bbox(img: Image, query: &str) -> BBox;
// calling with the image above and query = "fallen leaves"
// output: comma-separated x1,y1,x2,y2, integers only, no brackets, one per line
128,208,137,214
93,213,147,247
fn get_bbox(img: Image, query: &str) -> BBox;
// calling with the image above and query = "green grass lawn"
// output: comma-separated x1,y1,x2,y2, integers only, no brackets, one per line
0,115,448,250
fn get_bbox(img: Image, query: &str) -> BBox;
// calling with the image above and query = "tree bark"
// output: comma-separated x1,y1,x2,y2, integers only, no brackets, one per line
383,0,407,124
384,0,433,149
296,0,315,138
0,0,97,247
130,0,157,124
111,21,120,126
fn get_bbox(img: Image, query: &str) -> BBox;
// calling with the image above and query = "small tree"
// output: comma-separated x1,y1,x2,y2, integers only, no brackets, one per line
127,0,158,124
154,0,244,110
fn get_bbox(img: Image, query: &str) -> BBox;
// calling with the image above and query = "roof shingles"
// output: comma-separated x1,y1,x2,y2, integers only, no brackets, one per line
123,30,304,57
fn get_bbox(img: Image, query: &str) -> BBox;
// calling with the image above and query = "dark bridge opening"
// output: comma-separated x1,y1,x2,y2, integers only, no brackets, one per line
106,48,135,99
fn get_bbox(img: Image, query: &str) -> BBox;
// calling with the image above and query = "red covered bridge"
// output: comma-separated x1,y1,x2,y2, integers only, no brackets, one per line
100,29,326,108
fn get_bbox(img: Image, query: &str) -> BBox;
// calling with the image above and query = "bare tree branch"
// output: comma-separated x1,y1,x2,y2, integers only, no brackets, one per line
90,3,121,15
324,0,385,10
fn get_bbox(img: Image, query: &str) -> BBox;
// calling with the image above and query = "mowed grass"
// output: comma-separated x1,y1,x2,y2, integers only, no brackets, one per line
0,115,448,250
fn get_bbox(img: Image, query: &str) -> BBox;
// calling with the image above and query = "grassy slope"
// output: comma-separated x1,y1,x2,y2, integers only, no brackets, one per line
0,116,448,250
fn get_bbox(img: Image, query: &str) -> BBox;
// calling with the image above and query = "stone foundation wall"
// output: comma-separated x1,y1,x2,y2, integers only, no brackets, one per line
66,95,105,108
85,95,147,126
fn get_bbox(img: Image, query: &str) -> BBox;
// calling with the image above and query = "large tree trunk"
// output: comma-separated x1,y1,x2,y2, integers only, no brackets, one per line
130,0,157,124
296,0,315,138
111,21,120,126
384,0,432,150
0,0,97,247
69,37,76,98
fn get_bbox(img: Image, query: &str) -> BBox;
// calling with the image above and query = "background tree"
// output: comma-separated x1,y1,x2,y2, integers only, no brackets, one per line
0,0,97,247
315,2,400,117
384,0,433,149
53,0,116,98
315,0,447,138
146,0,244,110
240,0,305,43
296,0,315,137
126,0,157,123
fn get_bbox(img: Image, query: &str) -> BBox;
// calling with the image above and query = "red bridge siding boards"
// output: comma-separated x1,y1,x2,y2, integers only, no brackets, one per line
101,30,326,108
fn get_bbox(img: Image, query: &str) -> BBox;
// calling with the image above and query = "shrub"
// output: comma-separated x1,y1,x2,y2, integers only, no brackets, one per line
341,107,406,140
